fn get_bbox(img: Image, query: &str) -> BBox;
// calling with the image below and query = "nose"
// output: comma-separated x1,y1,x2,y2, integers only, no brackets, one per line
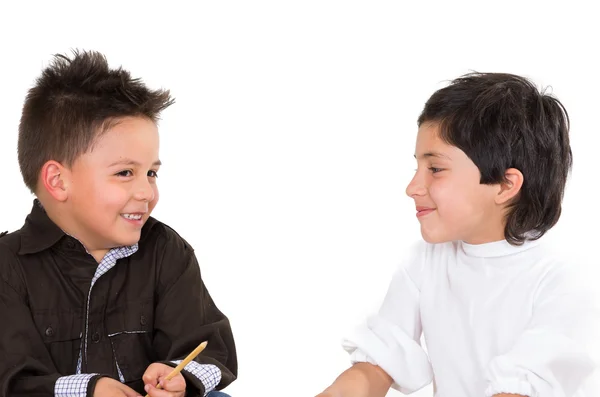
134,177,155,202
405,171,427,198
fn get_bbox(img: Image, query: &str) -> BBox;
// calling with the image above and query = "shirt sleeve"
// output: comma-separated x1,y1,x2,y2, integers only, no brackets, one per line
54,374,104,397
168,361,221,396
484,262,600,397
342,240,433,394
153,228,238,396
0,245,103,397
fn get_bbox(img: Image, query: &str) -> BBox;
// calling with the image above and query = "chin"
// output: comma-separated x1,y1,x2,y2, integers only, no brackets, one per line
420,229,452,244
114,233,142,248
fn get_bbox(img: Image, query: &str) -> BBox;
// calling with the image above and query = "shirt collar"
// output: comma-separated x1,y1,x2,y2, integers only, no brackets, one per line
18,199,139,257
18,199,66,254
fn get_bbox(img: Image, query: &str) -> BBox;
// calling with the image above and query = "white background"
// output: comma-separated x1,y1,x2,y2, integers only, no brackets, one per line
1,2,598,396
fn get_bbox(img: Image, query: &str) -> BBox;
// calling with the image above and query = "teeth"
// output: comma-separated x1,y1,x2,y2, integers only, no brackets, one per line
122,213,142,220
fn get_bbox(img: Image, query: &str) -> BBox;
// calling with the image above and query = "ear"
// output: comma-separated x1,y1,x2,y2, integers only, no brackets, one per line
495,167,524,205
39,160,69,202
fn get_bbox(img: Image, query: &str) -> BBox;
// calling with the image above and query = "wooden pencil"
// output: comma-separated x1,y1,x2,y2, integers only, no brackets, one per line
144,341,208,397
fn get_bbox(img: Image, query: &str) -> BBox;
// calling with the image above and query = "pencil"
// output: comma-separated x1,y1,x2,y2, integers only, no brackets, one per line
144,341,208,397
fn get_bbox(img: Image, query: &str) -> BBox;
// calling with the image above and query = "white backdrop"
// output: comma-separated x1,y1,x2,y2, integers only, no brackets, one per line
1,2,598,396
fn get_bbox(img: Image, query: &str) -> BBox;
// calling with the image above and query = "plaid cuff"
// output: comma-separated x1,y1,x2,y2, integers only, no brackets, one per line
54,374,98,397
171,361,221,396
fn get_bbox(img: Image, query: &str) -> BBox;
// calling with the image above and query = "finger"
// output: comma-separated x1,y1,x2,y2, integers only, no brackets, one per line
159,374,186,392
142,372,159,387
142,364,166,386
145,383,179,397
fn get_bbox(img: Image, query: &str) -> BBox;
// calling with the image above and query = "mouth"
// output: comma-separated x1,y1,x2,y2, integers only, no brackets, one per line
121,213,145,222
416,207,435,218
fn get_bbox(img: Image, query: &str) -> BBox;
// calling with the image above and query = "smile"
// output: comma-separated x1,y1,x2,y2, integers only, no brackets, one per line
121,213,143,220
416,208,435,218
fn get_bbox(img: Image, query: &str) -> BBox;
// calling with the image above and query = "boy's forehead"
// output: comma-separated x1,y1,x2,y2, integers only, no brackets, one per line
87,120,160,165
414,123,453,156
107,158,162,167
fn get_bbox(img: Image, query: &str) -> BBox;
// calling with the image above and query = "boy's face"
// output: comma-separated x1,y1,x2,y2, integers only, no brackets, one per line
65,116,160,252
406,122,504,244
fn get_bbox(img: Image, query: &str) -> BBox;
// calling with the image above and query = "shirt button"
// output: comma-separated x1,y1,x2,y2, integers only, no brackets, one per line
66,239,76,249
45,326,54,337
140,315,147,326
91,332,101,343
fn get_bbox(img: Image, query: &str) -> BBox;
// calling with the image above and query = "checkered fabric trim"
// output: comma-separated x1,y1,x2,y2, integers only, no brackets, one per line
54,374,97,397
170,361,221,396
76,244,138,383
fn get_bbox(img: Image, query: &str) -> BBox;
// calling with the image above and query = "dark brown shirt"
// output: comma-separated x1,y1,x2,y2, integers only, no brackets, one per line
0,201,237,396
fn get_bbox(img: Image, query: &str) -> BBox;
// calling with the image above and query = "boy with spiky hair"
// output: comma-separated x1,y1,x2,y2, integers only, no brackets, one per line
0,50,237,397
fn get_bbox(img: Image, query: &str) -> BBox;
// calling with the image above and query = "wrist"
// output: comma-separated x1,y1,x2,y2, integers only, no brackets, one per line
88,375,111,397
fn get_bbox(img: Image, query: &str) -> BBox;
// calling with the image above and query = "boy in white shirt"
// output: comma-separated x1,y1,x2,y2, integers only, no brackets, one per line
316,73,599,397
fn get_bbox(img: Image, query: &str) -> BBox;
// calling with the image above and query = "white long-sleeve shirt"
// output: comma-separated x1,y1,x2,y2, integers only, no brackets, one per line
343,238,600,396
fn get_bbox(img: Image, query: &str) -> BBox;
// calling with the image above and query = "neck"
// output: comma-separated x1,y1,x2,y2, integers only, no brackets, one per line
463,228,505,245
463,208,507,244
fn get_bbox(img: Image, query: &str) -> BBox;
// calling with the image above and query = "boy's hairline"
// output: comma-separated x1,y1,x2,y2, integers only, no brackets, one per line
31,114,160,194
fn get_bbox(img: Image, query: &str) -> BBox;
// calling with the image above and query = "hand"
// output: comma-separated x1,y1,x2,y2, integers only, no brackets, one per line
315,390,342,397
493,395,528,397
143,363,186,397
93,377,142,397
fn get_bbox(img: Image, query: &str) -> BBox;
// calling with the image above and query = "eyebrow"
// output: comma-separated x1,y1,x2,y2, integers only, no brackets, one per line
108,159,162,167
414,152,451,160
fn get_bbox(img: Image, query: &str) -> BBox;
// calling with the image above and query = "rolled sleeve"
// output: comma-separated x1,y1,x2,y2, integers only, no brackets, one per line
484,264,600,396
170,361,221,396
343,241,432,394
343,315,432,394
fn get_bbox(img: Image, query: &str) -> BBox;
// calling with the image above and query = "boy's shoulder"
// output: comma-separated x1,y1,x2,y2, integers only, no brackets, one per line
530,237,595,291
139,216,196,255
0,224,28,257
394,239,454,283
139,217,202,285
0,225,29,290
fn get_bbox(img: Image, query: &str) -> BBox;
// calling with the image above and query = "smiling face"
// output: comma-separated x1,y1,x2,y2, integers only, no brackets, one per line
59,116,161,258
405,122,506,244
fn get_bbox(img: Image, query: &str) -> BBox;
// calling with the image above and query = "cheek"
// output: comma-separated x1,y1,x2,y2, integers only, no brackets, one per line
86,183,131,213
430,180,476,218
429,181,458,208
70,175,98,207
149,185,159,210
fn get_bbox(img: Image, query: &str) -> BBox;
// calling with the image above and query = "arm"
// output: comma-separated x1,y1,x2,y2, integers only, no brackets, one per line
316,363,393,397
151,229,237,396
484,264,600,397
318,241,432,396
493,395,527,397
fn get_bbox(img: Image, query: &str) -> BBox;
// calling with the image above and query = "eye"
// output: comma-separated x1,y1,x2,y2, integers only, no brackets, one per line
116,170,133,177
429,167,443,173
148,170,159,178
